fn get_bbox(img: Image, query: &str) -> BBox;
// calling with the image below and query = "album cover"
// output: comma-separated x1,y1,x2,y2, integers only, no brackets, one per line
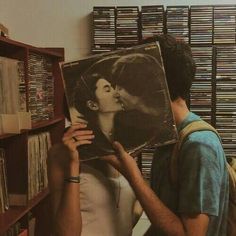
61,42,178,161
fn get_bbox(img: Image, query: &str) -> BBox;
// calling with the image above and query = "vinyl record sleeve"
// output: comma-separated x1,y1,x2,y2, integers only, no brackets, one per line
61,42,178,161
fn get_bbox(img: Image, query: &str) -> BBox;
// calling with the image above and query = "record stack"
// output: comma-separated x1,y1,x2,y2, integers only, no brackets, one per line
213,5,236,44
5,222,21,236
116,6,139,49
92,6,116,54
27,132,51,200
28,53,54,122
18,61,27,112
0,148,9,214
166,6,189,43
190,46,213,124
215,46,236,158
141,146,155,181
140,5,165,40
190,6,213,44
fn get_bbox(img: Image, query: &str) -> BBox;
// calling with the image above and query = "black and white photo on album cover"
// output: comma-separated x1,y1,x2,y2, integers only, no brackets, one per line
61,42,178,161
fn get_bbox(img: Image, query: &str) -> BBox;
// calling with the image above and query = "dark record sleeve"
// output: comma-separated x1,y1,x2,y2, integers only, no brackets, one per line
61,42,178,161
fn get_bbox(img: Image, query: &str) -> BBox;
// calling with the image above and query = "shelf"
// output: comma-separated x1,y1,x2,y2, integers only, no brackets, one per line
0,36,63,58
0,188,49,235
0,116,65,140
0,133,21,140
31,115,65,130
0,36,64,235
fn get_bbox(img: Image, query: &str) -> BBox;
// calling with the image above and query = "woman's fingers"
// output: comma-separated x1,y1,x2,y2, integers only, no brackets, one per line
74,140,92,146
73,134,95,141
65,123,87,135
64,123,89,135
63,123,94,141
62,123,95,153
63,130,94,142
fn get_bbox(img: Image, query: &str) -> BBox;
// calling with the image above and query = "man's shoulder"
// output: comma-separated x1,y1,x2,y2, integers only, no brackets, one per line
181,130,226,169
184,128,221,149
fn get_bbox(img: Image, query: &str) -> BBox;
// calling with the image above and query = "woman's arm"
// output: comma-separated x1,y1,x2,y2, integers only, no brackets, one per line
47,124,94,236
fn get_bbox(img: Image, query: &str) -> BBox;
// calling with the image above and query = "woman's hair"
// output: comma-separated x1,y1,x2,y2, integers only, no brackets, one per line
111,53,166,108
72,55,120,121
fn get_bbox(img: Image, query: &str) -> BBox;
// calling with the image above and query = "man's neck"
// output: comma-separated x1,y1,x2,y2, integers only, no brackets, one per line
171,97,189,126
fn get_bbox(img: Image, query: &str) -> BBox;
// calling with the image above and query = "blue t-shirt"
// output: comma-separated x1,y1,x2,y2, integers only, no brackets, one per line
150,112,229,236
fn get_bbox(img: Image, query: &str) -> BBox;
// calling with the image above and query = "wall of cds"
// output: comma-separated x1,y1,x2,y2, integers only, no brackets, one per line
92,4,236,175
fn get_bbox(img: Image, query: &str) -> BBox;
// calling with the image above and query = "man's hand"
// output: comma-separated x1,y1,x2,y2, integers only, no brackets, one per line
101,141,142,181
62,123,94,162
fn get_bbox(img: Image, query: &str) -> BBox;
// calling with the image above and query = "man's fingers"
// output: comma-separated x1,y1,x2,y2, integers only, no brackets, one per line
112,141,126,157
100,155,121,170
101,154,116,162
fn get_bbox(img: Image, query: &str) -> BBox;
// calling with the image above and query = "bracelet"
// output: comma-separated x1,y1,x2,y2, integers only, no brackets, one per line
64,176,80,183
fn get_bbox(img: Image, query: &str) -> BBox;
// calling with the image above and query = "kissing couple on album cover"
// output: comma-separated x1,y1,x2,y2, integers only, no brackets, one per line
61,42,178,161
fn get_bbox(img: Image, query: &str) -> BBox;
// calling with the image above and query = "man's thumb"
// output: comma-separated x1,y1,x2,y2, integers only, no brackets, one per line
112,141,126,157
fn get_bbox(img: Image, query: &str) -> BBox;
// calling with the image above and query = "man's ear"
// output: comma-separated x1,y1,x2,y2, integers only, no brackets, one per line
86,100,99,111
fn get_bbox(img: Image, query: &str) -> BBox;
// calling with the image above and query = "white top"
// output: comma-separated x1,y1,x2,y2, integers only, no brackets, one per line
80,164,136,236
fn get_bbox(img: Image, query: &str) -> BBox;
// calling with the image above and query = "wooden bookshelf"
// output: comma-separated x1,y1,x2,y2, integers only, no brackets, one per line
0,36,65,235
0,188,49,235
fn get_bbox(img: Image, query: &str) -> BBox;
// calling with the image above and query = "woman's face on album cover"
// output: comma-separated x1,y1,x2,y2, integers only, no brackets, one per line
94,78,123,113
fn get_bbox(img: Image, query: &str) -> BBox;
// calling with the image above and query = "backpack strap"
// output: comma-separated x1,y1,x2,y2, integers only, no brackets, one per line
170,120,220,188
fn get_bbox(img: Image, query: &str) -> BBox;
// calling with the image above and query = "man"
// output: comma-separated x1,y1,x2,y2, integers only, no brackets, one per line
102,34,229,236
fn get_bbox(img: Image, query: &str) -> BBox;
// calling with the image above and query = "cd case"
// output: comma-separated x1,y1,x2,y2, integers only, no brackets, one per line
61,42,178,161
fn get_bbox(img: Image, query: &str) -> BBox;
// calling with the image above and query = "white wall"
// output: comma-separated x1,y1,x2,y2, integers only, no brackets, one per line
0,0,235,60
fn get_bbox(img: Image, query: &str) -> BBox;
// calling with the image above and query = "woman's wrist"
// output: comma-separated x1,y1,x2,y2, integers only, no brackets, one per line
64,175,80,183
65,162,80,183
68,159,80,176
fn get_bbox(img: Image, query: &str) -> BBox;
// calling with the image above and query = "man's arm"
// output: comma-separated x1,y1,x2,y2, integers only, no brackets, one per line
47,124,94,236
101,141,209,236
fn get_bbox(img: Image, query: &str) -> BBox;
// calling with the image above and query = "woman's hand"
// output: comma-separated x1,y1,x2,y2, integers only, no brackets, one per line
101,141,142,182
62,123,94,162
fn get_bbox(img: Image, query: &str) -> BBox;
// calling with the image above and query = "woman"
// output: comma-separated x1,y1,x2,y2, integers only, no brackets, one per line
47,55,142,236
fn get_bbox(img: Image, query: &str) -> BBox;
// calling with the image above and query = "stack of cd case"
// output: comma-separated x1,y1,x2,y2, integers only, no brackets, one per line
215,45,236,158
92,6,116,53
190,46,213,124
140,5,165,40
140,147,155,181
166,6,189,43
116,6,139,49
213,5,236,44
190,5,213,44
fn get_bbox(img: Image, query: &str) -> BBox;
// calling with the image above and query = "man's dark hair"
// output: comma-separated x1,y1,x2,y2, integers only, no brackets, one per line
112,53,166,109
141,34,196,101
